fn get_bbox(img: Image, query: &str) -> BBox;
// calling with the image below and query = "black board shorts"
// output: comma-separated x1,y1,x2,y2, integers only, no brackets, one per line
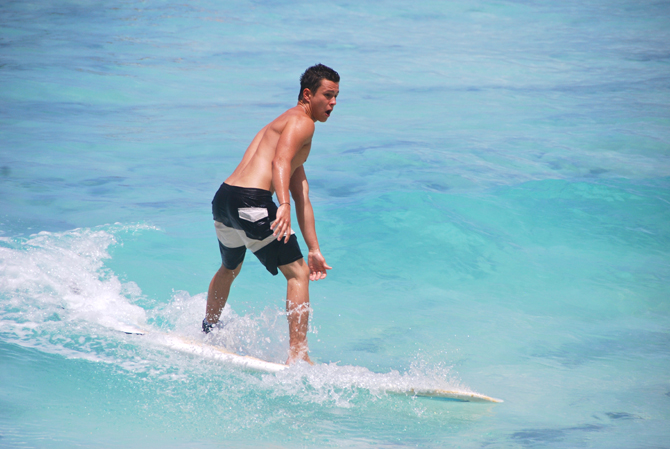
212,183,303,275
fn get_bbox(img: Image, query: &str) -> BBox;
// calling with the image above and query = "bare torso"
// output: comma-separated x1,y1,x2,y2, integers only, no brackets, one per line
208,74,338,365
225,106,313,193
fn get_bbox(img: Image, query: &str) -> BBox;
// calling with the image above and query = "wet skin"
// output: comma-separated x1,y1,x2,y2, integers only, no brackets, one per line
206,79,338,364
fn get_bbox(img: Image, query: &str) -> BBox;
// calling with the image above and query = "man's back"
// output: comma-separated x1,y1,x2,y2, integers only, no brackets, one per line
225,106,315,193
204,64,339,364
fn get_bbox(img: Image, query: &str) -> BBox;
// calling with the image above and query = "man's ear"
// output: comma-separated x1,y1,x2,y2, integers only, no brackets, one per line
301,88,313,103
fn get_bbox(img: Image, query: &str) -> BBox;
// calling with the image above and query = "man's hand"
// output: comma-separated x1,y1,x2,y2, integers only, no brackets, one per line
307,249,332,281
271,203,292,243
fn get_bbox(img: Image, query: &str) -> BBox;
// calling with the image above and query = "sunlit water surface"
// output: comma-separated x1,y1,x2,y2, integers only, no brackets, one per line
1,0,669,447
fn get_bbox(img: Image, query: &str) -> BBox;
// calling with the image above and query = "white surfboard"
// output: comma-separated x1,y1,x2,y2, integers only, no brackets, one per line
120,326,502,403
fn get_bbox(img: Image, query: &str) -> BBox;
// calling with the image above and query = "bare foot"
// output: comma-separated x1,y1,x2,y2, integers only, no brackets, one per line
285,348,314,365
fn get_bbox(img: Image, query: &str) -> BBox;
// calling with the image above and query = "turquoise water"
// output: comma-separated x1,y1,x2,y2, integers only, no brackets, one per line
1,0,669,447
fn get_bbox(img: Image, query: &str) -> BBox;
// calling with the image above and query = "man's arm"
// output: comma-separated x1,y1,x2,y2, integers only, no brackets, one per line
290,166,332,281
270,117,314,243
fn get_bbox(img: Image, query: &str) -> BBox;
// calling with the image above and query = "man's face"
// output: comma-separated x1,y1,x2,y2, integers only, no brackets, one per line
310,80,339,122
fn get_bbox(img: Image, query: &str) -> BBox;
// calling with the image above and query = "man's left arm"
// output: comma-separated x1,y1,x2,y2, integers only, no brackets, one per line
290,166,332,281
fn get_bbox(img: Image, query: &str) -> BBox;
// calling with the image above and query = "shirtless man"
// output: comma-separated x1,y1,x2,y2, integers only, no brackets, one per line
203,64,339,365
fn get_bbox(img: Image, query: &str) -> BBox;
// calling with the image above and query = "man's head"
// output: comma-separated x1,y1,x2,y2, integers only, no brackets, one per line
298,64,340,102
298,64,339,122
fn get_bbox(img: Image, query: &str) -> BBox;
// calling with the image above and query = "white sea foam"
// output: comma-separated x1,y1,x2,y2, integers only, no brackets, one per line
0,224,155,366
0,224,471,406
255,361,465,407
154,290,291,363
0,225,151,329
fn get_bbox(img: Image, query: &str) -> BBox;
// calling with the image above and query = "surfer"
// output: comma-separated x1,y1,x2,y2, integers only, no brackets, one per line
203,64,338,365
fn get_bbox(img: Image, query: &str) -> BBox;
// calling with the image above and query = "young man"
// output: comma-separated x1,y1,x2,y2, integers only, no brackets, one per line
204,64,339,365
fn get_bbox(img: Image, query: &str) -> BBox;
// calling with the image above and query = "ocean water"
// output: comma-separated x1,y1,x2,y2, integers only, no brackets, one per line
1,0,669,447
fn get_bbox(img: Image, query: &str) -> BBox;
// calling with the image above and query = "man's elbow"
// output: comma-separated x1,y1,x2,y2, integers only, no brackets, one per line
272,157,290,172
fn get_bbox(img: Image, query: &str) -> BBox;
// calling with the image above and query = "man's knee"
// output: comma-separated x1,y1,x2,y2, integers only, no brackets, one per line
218,262,242,278
279,258,309,282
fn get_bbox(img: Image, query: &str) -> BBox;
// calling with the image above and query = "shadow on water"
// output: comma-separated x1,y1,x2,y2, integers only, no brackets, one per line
80,176,128,187
508,410,648,448
603,412,642,420
531,330,670,367
510,424,603,446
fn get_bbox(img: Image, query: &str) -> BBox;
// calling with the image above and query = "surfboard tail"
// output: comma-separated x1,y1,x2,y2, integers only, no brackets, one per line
411,389,503,403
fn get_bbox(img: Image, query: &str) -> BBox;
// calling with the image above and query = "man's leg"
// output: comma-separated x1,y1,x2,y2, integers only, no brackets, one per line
205,262,243,326
278,258,312,365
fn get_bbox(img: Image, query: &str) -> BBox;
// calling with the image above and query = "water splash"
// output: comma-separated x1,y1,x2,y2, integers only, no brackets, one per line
0,224,481,408
256,361,466,407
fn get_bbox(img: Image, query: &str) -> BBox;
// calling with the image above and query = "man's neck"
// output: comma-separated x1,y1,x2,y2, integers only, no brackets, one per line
297,101,316,122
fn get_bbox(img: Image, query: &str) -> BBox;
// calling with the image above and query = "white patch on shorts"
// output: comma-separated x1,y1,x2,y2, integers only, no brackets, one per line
238,207,268,222
214,220,294,253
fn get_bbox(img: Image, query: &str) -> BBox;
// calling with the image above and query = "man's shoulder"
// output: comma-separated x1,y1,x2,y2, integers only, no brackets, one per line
285,107,315,125
266,107,314,142
277,108,315,135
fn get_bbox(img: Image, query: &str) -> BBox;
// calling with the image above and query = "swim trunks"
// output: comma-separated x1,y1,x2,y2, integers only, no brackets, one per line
212,183,303,275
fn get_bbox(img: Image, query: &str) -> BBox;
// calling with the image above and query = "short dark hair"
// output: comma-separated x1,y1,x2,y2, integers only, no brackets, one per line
298,64,340,101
